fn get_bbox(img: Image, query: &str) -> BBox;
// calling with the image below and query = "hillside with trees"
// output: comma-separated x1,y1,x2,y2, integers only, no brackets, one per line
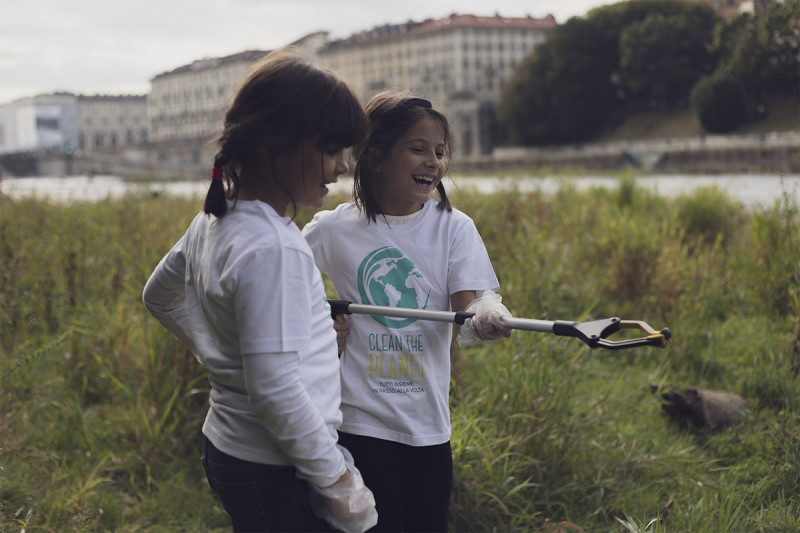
497,0,800,145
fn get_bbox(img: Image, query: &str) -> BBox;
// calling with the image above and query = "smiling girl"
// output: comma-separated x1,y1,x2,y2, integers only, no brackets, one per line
303,91,511,532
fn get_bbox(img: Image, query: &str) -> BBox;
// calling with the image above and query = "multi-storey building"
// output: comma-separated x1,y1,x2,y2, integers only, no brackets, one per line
0,92,147,175
77,94,148,152
317,13,556,155
147,50,269,144
145,32,326,146
1,14,555,174
140,14,555,158
0,93,79,155
0,93,148,155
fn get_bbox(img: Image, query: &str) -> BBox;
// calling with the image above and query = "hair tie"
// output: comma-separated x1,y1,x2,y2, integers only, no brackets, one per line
211,167,224,180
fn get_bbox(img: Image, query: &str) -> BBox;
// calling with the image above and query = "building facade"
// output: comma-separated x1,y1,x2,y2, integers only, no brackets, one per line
316,13,556,155
147,50,269,144
145,32,327,146
0,93,148,156
77,94,148,152
0,93,78,155
1,14,556,174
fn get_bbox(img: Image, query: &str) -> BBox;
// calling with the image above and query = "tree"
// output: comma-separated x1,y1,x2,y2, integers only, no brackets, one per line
690,74,747,133
619,6,717,107
695,0,799,126
497,0,723,146
498,16,617,144
713,0,800,98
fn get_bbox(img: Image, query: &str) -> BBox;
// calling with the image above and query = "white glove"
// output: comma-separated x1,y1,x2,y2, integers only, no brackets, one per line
457,290,513,347
333,314,351,355
309,446,378,533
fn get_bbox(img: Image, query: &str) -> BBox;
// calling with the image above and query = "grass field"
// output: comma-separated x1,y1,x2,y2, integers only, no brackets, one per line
2,175,800,531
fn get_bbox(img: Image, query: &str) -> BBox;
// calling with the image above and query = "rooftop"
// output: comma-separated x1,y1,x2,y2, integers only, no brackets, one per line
325,12,556,49
150,50,269,81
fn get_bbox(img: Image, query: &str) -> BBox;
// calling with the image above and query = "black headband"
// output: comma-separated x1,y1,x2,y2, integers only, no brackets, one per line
378,98,432,125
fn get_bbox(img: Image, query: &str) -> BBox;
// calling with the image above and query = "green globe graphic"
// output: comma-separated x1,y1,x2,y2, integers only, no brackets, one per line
357,246,430,328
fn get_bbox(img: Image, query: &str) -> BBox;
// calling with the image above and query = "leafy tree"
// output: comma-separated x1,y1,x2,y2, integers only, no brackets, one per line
694,0,799,127
690,74,747,133
713,0,800,98
619,7,717,106
496,0,797,146
497,0,722,146
498,17,615,144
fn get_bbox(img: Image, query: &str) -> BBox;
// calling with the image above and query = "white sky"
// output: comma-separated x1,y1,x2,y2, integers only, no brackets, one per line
0,0,613,105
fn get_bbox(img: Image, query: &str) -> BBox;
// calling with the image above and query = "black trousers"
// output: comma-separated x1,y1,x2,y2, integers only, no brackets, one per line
338,431,452,533
201,435,334,532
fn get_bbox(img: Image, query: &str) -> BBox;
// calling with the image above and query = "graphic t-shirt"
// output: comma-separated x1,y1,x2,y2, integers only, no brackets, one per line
303,199,498,446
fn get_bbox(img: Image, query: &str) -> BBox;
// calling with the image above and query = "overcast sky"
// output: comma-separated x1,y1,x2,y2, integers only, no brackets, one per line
1,0,613,105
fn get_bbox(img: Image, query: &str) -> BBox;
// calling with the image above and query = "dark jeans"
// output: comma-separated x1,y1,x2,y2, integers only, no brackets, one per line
201,435,335,532
338,432,452,532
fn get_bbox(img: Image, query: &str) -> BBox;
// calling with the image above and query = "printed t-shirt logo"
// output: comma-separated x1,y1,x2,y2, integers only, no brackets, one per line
357,246,430,329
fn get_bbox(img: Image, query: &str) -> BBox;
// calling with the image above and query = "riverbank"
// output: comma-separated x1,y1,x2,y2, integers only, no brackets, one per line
4,173,800,211
460,131,800,174
458,99,800,174
5,130,796,182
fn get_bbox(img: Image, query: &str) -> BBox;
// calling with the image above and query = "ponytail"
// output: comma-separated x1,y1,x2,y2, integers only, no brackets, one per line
436,182,452,212
203,161,228,218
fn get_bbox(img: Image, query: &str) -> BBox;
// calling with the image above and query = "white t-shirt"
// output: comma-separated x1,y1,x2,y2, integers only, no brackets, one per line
303,199,499,446
143,200,345,487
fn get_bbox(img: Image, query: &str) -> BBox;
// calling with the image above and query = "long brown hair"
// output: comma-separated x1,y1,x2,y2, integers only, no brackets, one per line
352,91,454,223
204,47,367,218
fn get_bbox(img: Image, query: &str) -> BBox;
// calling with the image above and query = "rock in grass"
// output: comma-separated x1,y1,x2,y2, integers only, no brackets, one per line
651,384,749,430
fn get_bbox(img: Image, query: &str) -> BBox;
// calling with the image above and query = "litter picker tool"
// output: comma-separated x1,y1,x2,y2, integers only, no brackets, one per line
329,300,671,350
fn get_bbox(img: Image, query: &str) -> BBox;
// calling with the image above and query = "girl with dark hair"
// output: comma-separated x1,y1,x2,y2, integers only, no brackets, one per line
142,48,377,533
303,91,512,532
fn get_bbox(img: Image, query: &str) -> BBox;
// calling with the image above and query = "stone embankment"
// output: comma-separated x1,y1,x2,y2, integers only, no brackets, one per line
458,131,800,174
2,132,798,179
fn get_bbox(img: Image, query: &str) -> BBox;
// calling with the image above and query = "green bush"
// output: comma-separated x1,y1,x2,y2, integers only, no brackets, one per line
674,185,743,246
690,74,748,133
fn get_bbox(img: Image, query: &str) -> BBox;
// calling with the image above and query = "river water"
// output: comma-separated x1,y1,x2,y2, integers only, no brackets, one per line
2,173,800,210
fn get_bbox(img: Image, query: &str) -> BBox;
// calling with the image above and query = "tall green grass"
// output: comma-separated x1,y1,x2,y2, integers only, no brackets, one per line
2,177,799,532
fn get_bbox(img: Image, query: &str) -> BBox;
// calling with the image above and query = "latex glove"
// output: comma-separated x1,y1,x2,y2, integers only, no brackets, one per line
457,290,513,347
333,314,351,355
309,446,378,533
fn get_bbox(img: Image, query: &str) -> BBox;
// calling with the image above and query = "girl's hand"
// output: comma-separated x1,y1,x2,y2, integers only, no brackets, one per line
309,448,378,533
457,290,513,347
333,314,351,354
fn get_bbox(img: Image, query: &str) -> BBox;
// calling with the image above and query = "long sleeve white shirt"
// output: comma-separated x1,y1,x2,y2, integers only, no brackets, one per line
143,200,345,487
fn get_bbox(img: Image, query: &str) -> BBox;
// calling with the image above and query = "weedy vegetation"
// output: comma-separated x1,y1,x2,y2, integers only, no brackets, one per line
2,174,799,532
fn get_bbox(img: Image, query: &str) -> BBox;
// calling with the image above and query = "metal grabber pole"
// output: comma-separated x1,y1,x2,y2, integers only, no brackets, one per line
329,300,672,350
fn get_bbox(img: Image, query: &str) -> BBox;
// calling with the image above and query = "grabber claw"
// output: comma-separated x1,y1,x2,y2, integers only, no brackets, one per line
330,299,672,351
594,319,672,350
504,316,671,350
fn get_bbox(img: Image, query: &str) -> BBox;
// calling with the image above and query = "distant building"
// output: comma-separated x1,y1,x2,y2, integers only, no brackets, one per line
145,32,329,146
1,13,557,175
147,50,269,143
0,92,148,156
144,13,556,157
0,93,78,155
77,94,148,152
316,12,556,155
